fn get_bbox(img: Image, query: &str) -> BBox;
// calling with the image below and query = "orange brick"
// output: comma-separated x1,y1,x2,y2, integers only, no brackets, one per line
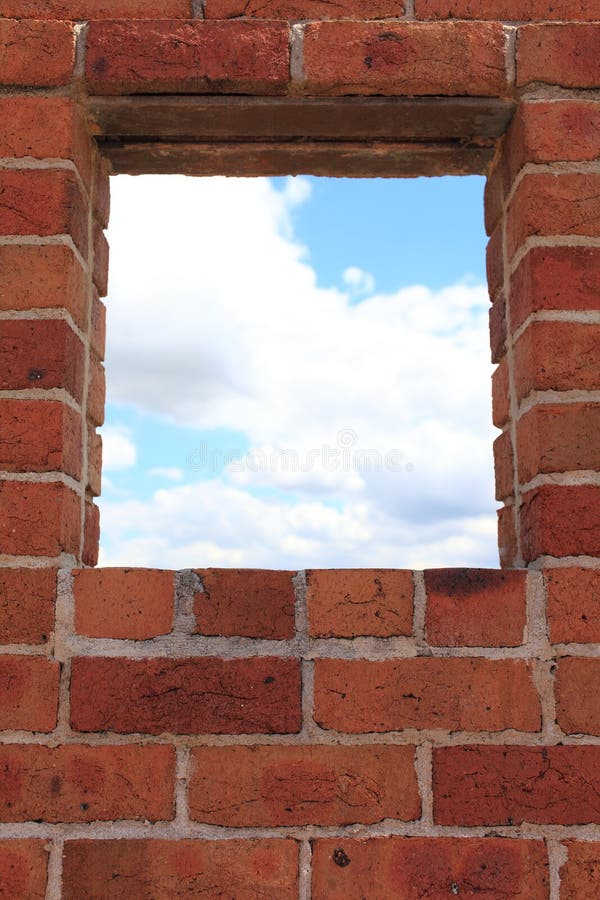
307,568,413,638
518,24,600,88
0,656,58,732
0,744,175,823
312,837,549,900
416,0,600,18
92,224,109,297
0,568,56,645
425,568,526,647
517,404,600,484
513,322,600,402
74,568,174,639
87,353,106,427
520,485,600,562
1,0,190,15
489,292,506,363
314,658,541,733
206,0,405,16
498,505,517,568
70,656,302,735
86,21,290,95
0,19,75,87
493,430,514,501
0,481,80,558
86,427,102,498
92,155,111,229
0,400,82,480
560,841,600,900
62,840,298,900
195,568,295,639
188,745,419,826
492,356,510,428
90,292,106,359
0,319,85,403
0,169,88,258
0,840,48,900
555,658,600,736
303,21,508,96
0,244,89,331
484,159,504,236
546,568,600,644
434,745,600,825
82,500,100,567
486,223,504,303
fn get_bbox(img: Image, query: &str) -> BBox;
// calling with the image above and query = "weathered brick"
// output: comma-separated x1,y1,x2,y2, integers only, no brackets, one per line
486,223,504,303
492,356,510,428
0,744,175,823
205,0,405,16
314,658,541,733
560,841,600,900
0,840,48,900
513,322,600,402
0,244,89,331
87,353,106,427
86,426,102,498
0,481,80,558
1,0,190,15
493,430,514,502
312,837,549,899
489,292,506,364
92,225,109,298
517,404,600,484
82,501,100,567
73,568,174,639
86,21,290,95
0,400,82,480
425,568,525,647
93,155,111,230
484,160,504,236
546,568,600,644
194,568,295,639
62,840,298,899
434,745,600,825
0,319,85,403
90,292,106,360
188,745,420,826
0,19,75,87
0,568,56,645
555,658,600,736
70,657,302,734
307,568,413,638
518,24,600,88
506,173,600,261
416,0,600,18
510,247,600,333
0,656,58,732
520,485,600,561
497,505,518,568
302,22,508,96
0,169,88,258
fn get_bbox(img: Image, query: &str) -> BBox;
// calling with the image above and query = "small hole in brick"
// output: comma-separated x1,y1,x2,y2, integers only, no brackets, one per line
333,848,351,868
27,368,45,381
264,676,275,684
451,884,460,896
81,802,89,811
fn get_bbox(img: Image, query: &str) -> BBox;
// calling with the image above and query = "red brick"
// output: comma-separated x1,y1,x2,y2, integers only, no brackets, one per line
206,0,405,16
425,568,525,647
510,247,600,333
0,169,88,258
93,225,109,297
87,353,106,427
312,837,549,900
0,244,89,332
0,568,56,645
498,505,517,568
520,485,600,561
0,840,48,900
86,21,290,95
517,404,600,484
90,292,106,360
433,745,600,825
62,840,298,900
0,19,75,87
506,173,600,261
194,568,295,639
416,0,600,18
492,356,510,428
82,501,100,567
188,745,419,826
0,400,82,480
314,658,541,733
0,744,175,823
546,568,600,644
70,656,302,735
493,430,514,501
1,1,190,15
1,319,85,406
489,292,506,364
0,656,58,732
513,322,600,402
74,568,174,639
87,427,102,498
302,21,508,96
560,841,600,900
0,481,80,558
518,24,600,89
555,658,600,736
484,160,504,236
486,223,504,304
307,568,413,638
92,155,111,229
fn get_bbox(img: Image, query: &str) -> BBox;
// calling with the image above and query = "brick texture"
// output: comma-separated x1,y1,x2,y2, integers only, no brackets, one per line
555,658,600,736
520,485,600,561
307,568,413,637
194,568,296,639
517,24,600,88
560,842,600,900
0,481,80,558
0,568,56,645
0,400,82,479
546,568,600,644
73,567,174,639
416,0,600,18
0,656,59,732
0,840,48,900
0,19,75,87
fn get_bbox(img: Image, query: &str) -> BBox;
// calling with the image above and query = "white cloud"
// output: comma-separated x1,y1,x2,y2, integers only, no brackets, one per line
342,265,375,296
148,467,184,482
100,426,137,471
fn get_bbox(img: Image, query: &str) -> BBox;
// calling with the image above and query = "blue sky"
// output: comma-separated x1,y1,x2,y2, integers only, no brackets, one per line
98,174,497,570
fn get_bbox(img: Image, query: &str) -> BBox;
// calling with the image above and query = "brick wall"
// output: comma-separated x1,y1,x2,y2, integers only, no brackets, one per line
0,3,599,897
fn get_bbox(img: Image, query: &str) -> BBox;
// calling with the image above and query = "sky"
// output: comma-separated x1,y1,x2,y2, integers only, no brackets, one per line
98,173,498,570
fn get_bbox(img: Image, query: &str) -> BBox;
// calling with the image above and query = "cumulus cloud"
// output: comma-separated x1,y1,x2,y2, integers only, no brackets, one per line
100,175,498,569
148,467,184,482
100,426,137,471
